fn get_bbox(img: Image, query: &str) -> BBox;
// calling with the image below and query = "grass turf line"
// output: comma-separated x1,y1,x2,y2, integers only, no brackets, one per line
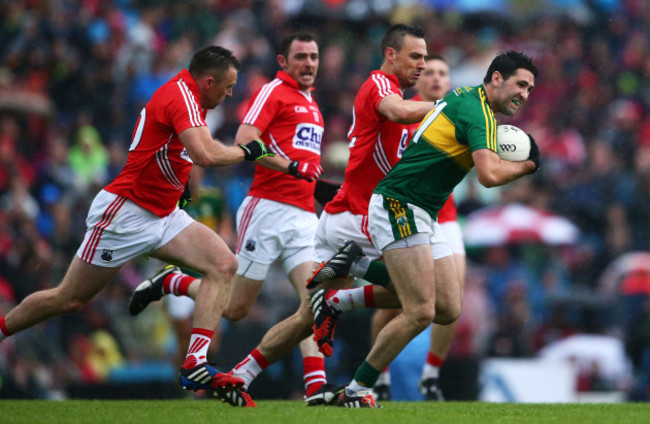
1,400,649,424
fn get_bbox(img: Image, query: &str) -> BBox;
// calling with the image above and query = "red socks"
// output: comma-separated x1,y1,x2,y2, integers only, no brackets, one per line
162,273,196,296
303,356,326,397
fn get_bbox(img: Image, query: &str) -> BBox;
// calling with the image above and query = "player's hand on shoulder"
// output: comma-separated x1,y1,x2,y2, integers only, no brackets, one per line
240,139,276,161
527,134,540,173
288,161,323,182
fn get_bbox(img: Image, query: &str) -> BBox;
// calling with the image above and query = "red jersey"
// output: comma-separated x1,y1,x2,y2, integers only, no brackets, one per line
105,69,205,217
244,71,323,212
325,71,410,216
407,94,457,223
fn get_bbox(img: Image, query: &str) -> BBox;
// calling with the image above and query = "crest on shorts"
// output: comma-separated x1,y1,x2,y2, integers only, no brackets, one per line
245,240,256,252
101,249,113,262
397,216,408,227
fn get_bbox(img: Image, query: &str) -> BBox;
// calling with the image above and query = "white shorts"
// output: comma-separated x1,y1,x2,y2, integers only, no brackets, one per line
314,210,381,262
439,221,466,256
166,295,194,320
235,196,317,279
368,193,452,260
77,190,194,267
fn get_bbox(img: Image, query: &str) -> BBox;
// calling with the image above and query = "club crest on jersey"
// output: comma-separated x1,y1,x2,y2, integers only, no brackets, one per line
101,249,114,262
245,240,256,252
293,123,323,154
180,148,193,163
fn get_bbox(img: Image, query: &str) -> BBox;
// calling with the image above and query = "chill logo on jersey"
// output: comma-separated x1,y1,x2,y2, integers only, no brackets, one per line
292,123,323,154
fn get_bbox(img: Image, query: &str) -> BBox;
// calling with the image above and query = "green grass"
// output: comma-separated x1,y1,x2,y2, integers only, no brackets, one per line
1,400,649,424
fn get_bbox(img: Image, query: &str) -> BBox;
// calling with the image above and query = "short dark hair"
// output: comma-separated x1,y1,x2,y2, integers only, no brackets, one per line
279,32,317,58
483,50,538,84
380,23,425,57
425,54,446,62
189,45,240,79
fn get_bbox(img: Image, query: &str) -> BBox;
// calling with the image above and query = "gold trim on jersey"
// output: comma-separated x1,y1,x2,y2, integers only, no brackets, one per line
420,112,473,170
478,87,497,151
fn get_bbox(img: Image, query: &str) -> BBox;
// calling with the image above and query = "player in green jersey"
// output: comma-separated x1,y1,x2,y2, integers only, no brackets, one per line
340,50,540,406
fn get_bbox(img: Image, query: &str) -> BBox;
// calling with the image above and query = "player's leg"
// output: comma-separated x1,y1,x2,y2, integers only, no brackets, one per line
167,295,196,368
230,277,315,395
309,211,400,356
208,269,266,408
0,257,120,339
3,190,146,339
222,274,264,321
421,250,466,400
128,265,201,315
229,206,324,388
338,242,437,407
338,195,461,407
151,219,243,393
370,308,400,400
286,260,345,405
153,220,236,334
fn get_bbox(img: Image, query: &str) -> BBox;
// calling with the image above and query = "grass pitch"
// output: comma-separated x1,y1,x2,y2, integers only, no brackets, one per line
1,400,649,424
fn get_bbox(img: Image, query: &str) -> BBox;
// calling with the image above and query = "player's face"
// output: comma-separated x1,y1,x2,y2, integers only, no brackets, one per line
392,35,427,89
280,40,319,92
415,59,451,101
202,67,238,109
491,68,535,116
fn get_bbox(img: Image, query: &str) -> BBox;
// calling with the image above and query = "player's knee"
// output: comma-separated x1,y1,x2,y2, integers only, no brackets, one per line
60,297,88,315
223,302,250,321
434,302,461,325
408,306,436,331
297,303,315,326
216,253,238,278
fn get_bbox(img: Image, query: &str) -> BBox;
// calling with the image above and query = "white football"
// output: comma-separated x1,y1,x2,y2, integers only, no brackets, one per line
496,125,530,161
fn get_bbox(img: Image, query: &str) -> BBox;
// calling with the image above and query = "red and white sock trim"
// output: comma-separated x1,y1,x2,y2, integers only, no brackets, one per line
163,272,195,296
232,348,269,388
0,316,12,340
325,286,373,313
303,356,326,396
183,328,213,369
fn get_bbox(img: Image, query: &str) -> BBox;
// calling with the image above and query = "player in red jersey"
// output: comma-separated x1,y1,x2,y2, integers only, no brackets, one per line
227,23,435,408
0,46,274,396
137,25,434,408
312,23,438,408
129,33,335,407
369,55,466,401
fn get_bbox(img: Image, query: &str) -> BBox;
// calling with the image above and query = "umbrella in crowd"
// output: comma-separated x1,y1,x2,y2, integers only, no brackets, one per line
462,203,580,247
599,252,650,296
538,334,632,384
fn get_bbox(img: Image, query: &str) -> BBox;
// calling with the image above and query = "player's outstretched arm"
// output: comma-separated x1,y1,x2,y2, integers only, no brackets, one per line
472,148,536,188
234,123,322,181
377,94,436,124
235,123,291,172
180,126,273,167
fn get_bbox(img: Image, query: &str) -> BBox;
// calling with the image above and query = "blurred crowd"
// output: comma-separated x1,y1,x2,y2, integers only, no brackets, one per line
2,0,650,401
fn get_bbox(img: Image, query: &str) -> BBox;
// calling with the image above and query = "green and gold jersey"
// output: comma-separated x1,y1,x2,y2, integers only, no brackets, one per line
184,186,226,229
374,85,497,219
